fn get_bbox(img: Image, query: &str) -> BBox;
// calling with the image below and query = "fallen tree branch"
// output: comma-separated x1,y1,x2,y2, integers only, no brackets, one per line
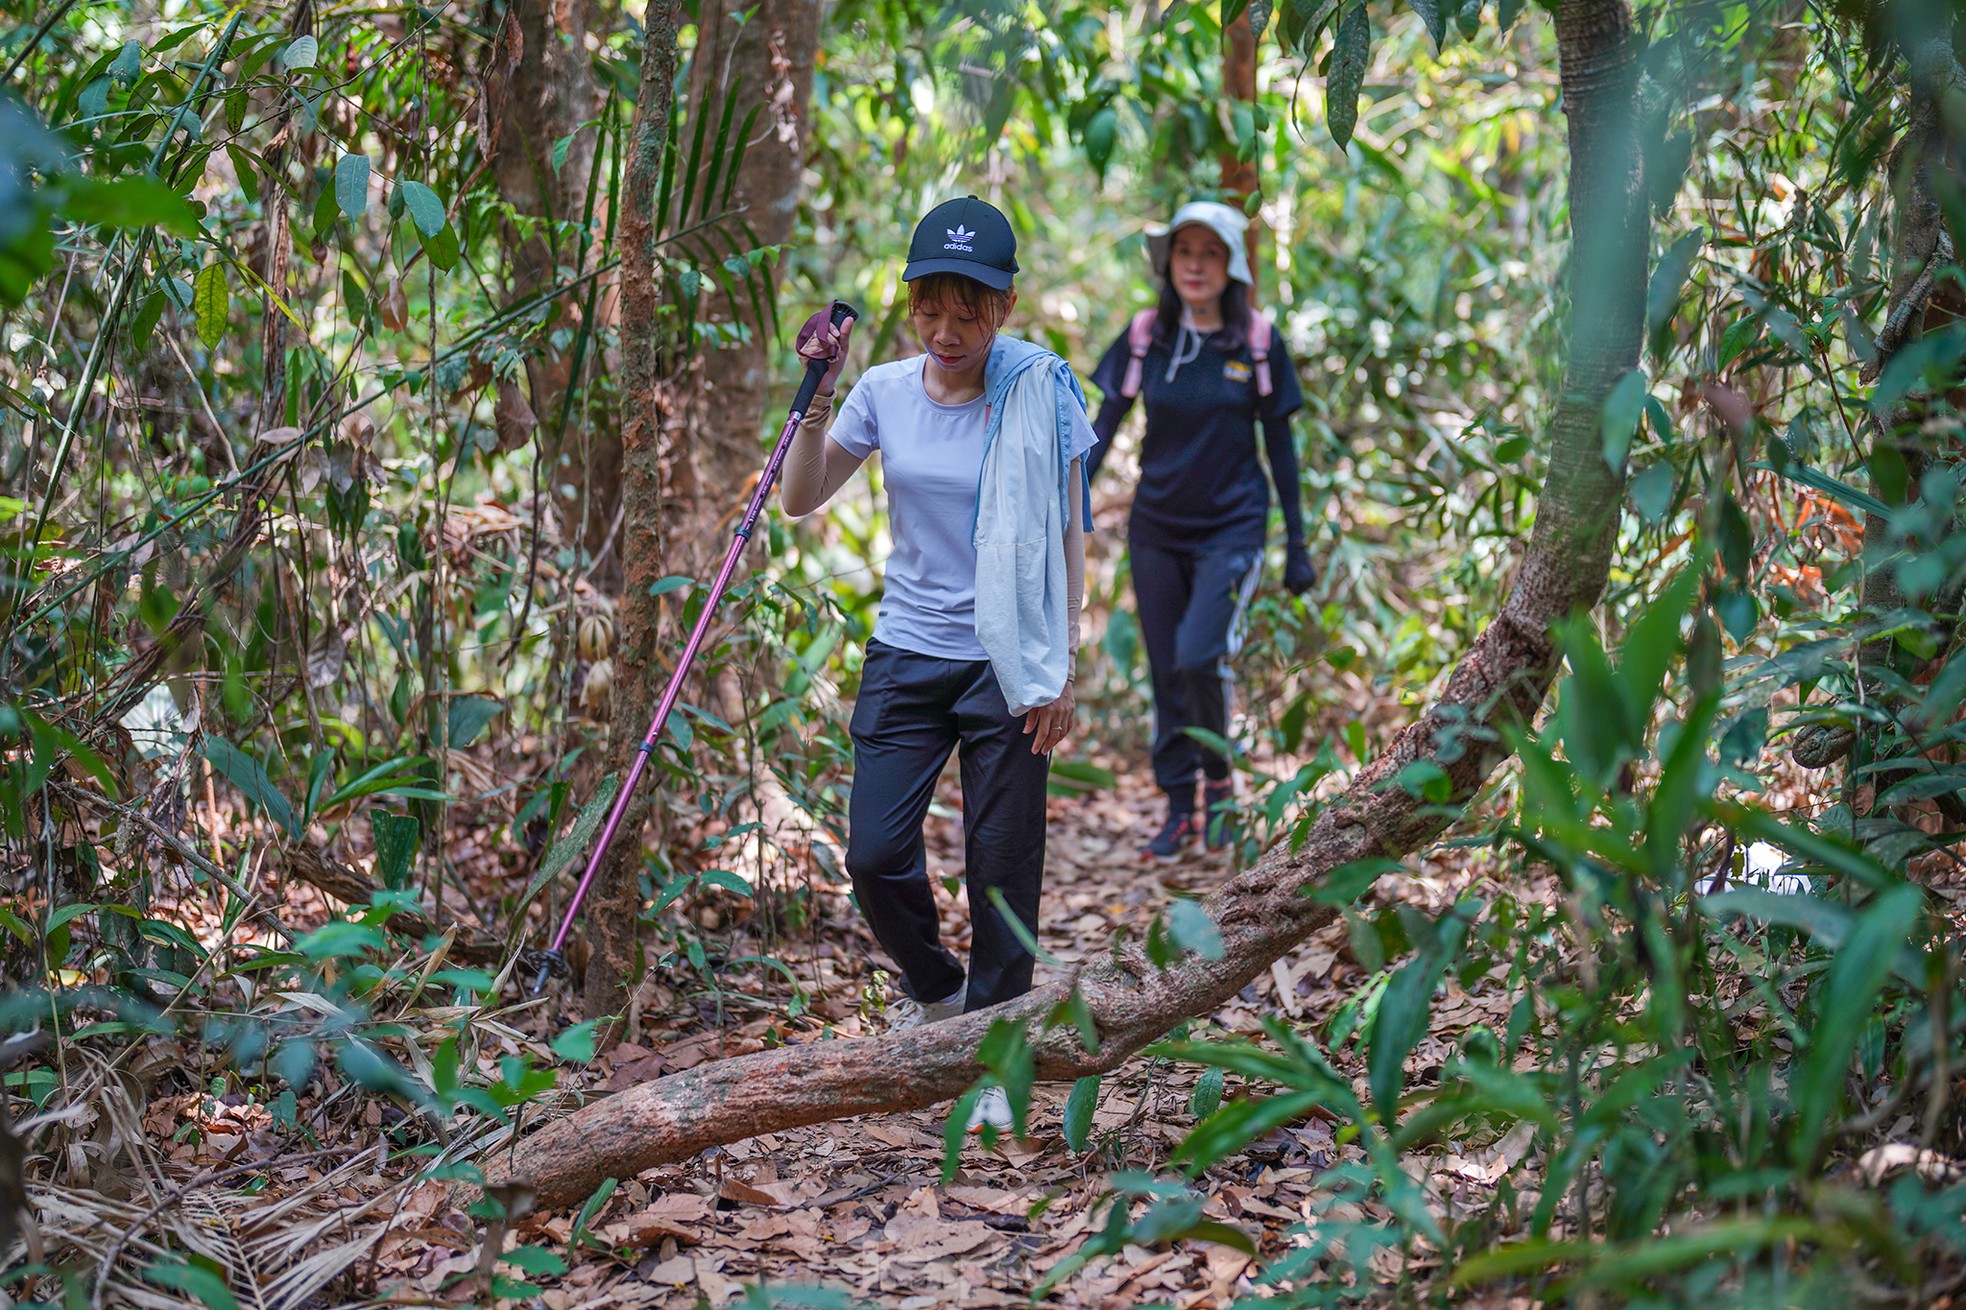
486,0,1649,1213
281,844,504,966
53,783,291,945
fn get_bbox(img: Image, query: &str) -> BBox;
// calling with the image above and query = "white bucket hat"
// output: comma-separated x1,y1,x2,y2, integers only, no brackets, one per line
1145,200,1253,286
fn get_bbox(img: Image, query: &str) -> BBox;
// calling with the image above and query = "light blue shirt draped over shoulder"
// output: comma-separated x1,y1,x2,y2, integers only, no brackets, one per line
827,340,1094,677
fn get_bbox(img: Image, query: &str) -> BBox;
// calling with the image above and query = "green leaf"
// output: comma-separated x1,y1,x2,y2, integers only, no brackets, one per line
131,291,166,352
397,181,446,238
201,736,294,836
109,39,143,85
447,695,501,748
1167,899,1225,961
1189,1066,1225,1119
419,221,460,271
699,868,754,897
985,885,1060,966
1629,462,1674,524
370,812,420,891
1701,885,1847,943
1172,1090,1323,1172
1305,857,1400,905
551,1019,602,1065
1325,5,1369,151
1083,105,1117,172
1064,1075,1100,1151
62,175,199,237
296,920,385,960
1792,884,1922,1167
193,262,229,349
1366,903,1472,1122
335,152,370,218
522,775,621,905
338,1037,420,1101
144,1259,239,1310
1402,0,1444,46
1645,229,1704,337
1717,315,1758,370
502,1245,569,1277
281,35,319,71
1599,367,1647,471
1048,759,1116,793
1755,459,1892,520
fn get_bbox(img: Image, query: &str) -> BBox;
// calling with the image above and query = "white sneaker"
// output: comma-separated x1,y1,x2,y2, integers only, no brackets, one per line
887,981,965,1030
966,1085,1016,1136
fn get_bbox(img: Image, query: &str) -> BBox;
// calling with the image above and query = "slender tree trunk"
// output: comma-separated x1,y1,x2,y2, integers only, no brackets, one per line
488,0,614,568
491,0,1650,1207
1791,33,1964,778
579,1,683,1020
1221,4,1261,292
667,0,823,585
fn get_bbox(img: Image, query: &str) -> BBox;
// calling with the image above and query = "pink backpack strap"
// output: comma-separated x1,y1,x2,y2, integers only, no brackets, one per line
1119,308,1157,398
1249,309,1274,397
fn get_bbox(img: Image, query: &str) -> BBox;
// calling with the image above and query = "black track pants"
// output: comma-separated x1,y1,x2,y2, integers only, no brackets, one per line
845,640,1051,1013
1130,534,1262,803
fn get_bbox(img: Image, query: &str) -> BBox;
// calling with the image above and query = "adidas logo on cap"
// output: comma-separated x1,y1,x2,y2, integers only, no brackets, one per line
944,224,976,252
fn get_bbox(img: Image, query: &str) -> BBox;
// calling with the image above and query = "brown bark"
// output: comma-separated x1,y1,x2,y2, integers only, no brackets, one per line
488,0,612,566
666,0,823,585
579,1,684,1019
282,846,504,965
1222,4,1261,294
491,0,1650,1209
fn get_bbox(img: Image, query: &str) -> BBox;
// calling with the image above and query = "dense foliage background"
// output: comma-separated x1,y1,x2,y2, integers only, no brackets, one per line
3,0,1965,1304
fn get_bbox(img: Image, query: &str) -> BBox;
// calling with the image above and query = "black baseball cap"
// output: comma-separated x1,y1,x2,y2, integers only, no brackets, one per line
903,195,1018,290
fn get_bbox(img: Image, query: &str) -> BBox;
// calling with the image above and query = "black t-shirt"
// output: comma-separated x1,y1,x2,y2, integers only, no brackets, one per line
1088,322,1305,549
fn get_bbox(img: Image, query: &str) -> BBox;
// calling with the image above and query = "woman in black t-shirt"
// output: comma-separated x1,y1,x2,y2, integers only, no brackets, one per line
1087,200,1314,861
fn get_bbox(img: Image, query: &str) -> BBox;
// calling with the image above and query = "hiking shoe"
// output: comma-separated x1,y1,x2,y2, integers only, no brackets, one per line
967,1086,1016,1136
887,981,965,1030
1146,809,1199,862
1203,781,1237,851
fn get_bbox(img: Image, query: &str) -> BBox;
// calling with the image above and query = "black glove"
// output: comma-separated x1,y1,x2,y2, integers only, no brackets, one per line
1283,539,1317,596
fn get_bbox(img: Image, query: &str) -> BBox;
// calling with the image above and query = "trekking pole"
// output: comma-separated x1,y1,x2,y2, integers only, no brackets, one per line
526,299,858,996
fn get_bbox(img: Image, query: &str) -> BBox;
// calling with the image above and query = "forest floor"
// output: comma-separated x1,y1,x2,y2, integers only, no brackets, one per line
25,682,1934,1308
20,731,1553,1310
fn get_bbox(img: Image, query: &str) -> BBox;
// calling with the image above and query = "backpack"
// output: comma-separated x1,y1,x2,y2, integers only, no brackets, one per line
1117,307,1274,399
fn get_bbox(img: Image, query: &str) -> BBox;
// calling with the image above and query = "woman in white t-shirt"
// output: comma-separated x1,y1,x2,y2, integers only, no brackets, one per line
781,196,1095,1133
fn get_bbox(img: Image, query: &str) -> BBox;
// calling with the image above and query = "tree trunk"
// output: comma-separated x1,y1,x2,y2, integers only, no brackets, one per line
1791,33,1964,778
579,1,683,1020
488,0,615,568
492,0,1650,1208
1221,3,1260,293
666,0,823,585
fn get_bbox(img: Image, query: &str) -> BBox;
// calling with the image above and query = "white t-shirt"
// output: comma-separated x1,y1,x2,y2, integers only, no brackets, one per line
830,354,1095,661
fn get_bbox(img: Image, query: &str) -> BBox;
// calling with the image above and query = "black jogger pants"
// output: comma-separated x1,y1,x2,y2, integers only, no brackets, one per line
845,640,1051,1013
1130,534,1262,803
